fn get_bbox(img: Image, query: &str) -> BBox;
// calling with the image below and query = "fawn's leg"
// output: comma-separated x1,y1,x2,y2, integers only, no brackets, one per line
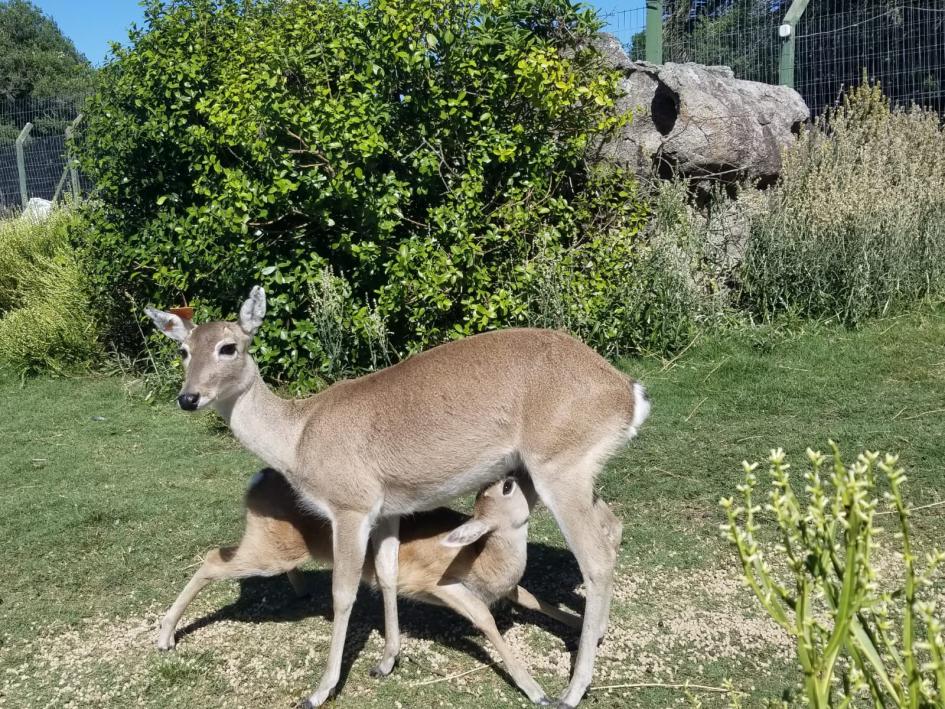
433,583,552,706
158,546,291,650
369,516,401,677
507,586,583,630
286,568,309,597
300,511,372,708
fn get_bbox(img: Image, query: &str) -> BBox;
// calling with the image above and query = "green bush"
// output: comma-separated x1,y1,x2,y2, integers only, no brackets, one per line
74,0,685,389
0,211,99,375
724,446,945,708
739,81,945,326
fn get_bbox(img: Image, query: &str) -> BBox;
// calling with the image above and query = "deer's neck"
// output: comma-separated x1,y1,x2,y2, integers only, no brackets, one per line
215,364,303,474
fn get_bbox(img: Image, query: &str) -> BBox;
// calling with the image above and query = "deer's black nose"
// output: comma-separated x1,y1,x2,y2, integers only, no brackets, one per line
178,392,200,411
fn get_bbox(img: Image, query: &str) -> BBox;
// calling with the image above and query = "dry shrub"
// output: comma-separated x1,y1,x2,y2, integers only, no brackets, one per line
0,210,99,375
740,81,945,324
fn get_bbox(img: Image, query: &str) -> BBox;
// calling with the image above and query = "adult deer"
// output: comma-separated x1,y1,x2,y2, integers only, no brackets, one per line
146,286,649,708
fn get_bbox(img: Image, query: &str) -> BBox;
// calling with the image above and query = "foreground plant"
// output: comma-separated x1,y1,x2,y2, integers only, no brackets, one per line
722,445,945,707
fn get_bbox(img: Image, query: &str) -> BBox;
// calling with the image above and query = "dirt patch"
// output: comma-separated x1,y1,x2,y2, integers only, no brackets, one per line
0,563,790,707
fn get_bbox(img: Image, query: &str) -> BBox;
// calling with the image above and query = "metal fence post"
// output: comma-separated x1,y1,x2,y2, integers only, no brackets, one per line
15,122,33,209
65,114,83,203
779,0,811,88
645,0,663,65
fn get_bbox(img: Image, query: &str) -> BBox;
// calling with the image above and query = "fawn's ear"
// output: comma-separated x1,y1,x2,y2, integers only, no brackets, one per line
239,285,266,336
144,308,193,343
441,519,493,548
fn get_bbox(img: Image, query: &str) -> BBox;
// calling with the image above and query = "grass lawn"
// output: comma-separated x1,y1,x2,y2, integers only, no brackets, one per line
3,309,945,707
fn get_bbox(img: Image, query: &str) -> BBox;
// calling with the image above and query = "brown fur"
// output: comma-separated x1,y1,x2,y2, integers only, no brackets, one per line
146,287,648,707
157,472,581,702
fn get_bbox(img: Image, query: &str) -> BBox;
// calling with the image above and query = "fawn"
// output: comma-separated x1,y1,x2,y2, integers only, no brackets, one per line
158,470,581,705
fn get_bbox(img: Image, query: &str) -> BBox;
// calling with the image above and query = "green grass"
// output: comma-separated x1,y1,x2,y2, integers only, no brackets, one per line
3,309,945,707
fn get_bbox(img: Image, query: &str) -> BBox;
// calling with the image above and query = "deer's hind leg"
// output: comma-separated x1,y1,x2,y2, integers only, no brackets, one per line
526,455,622,709
157,545,298,650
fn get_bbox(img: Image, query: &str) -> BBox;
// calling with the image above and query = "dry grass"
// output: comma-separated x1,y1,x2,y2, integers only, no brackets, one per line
0,563,791,708
740,81,945,324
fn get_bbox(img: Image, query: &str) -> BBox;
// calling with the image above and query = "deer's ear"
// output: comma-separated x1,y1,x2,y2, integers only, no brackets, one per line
239,285,266,336
144,308,193,343
441,519,493,548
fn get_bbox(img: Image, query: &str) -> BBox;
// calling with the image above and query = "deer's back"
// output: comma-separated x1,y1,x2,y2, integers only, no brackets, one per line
294,329,636,514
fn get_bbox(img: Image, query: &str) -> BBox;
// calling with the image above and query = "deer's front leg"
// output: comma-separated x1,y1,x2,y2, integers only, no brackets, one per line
301,511,372,708
369,516,400,677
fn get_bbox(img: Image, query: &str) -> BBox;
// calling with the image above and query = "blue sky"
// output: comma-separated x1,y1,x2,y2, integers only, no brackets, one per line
34,1,145,65
35,0,645,66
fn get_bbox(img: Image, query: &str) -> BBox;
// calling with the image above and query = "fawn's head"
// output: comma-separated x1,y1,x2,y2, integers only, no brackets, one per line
145,287,266,411
441,476,530,548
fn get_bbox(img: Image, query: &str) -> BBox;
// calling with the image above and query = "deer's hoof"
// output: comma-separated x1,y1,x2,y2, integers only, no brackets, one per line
369,656,398,678
296,687,336,708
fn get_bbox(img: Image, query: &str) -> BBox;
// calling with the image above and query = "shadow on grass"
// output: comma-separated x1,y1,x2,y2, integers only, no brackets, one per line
173,541,584,694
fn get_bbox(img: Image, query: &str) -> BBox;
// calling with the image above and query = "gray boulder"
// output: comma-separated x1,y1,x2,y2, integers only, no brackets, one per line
592,34,810,184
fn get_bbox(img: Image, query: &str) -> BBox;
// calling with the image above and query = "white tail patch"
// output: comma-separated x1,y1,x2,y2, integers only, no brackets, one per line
627,381,651,440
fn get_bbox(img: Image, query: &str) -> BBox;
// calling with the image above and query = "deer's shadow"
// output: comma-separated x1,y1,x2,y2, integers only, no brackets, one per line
173,541,584,693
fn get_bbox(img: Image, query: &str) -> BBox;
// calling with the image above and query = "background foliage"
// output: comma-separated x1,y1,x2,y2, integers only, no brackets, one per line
76,0,684,389
0,0,95,140
0,210,98,375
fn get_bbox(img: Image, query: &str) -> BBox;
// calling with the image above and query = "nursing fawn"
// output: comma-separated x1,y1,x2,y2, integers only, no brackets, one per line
158,471,581,704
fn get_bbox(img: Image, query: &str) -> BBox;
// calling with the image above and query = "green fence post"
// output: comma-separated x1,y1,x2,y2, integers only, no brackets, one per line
15,122,33,210
779,0,811,88
65,114,84,203
646,0,663,65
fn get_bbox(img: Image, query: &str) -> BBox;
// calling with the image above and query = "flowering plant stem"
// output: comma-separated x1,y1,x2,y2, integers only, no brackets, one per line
722,444,945,707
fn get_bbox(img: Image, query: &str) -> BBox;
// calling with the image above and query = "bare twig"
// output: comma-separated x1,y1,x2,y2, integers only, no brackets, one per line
410,661,500,687
876,499,945,516
659,332,701,372
685,396,708,422
903,408,945,421
702,355,730,383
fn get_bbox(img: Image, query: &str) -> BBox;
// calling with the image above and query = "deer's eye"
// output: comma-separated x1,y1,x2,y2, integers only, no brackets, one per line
218,343,237,357
179,348,188,360
502,479,515,496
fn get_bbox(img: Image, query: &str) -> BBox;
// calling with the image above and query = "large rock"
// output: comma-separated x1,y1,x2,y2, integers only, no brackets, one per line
593,34,810,184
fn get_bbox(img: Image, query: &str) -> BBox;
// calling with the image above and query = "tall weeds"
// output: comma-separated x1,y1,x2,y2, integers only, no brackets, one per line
740,81,945,325
0,211,99,375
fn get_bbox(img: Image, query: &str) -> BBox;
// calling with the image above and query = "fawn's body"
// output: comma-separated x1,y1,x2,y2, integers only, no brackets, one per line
159,471,580,703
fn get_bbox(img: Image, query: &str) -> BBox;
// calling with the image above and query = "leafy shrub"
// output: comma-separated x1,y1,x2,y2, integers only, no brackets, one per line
739,81,945,325
74,0,676,389
723,446,945,708
0,210,98,374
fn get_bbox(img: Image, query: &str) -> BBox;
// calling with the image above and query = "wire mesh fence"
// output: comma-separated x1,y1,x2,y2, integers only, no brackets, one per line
600,1,945,115
796,2,945,114
0,96,87,215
